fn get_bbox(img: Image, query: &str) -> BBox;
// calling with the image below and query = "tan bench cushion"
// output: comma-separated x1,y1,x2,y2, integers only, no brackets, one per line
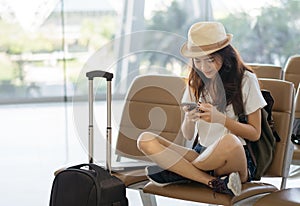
143,181,278,206
254,188,300,206
113,168,148,187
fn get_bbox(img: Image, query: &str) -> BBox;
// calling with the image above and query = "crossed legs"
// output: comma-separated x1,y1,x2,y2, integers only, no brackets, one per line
137,132,248,185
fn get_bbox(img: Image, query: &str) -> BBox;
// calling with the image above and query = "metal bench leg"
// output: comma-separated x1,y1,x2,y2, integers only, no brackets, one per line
139,191,157,206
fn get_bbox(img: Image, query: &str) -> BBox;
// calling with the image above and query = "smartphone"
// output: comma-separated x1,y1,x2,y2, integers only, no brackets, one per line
181,102,198,111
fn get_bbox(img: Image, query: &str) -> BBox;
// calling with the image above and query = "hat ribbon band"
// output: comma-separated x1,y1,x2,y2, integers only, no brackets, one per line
188,38,228,52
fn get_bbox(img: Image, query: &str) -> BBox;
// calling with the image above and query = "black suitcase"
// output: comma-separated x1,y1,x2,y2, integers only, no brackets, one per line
49,71,128,206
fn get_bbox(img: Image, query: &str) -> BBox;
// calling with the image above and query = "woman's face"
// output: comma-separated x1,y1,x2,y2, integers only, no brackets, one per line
192,54,223,78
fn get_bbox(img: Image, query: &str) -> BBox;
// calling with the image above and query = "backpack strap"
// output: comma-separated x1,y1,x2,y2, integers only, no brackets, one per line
261,90,280,142
192,133,199,149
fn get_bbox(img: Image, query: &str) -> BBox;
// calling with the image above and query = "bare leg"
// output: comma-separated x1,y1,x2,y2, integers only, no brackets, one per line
192,134,248,183
137,132,214,185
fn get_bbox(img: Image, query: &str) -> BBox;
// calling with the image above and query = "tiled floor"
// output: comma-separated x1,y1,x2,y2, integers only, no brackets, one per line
0,102,299,206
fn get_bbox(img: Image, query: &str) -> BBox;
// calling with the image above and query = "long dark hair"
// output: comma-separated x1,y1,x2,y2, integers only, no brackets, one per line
188,45,253,113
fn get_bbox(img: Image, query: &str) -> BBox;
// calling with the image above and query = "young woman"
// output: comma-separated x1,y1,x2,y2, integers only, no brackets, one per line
137,22,266,196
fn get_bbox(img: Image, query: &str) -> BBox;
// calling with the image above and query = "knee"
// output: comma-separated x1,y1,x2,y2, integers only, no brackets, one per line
220,134,242,152
137,132,157,153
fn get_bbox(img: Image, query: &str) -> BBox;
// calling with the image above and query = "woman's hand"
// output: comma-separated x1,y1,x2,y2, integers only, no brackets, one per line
181,105,198,140
182,105,201,122
197,103,226,125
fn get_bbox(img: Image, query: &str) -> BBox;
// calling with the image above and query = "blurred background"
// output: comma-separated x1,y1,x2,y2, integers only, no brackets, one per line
0,0,299,103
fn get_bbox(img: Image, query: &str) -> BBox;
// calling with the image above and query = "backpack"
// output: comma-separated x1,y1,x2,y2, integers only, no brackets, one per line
236,90,280,180
291,118,300,145
49,163,128,206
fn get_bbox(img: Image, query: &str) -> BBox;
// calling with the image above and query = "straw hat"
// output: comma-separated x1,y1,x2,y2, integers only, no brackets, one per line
180,22,233,58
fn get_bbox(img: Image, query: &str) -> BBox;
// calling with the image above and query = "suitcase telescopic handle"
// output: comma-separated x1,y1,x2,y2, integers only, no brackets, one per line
86,70,113,173
86,70,113,81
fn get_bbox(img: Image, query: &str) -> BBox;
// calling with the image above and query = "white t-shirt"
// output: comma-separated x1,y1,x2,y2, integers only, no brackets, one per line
181,71,267,146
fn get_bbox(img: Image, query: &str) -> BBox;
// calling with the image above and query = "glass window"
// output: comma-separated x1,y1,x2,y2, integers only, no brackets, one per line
111,0,299,98
1,0,299,103
0,0,122,103
212,0,300,65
